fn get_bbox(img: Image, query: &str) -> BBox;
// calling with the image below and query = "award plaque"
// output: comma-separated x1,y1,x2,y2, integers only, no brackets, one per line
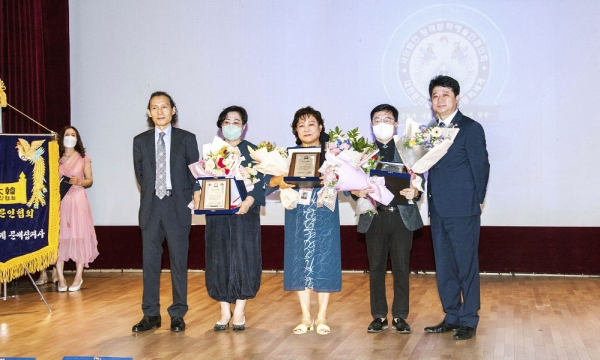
194,177,247,215
200,179,230,210
284,147,322,188
377,162,405,174
289,152,320,177
370,162,411,206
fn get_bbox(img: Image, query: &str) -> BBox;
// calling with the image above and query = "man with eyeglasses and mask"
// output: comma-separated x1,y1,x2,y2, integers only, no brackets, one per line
350,104,424,334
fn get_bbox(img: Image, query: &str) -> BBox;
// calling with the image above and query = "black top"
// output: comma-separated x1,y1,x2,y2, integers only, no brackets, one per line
376,139,396,163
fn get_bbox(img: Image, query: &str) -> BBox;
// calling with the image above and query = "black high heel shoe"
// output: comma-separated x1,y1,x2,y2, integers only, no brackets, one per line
232,315,246,331
214,311,232,331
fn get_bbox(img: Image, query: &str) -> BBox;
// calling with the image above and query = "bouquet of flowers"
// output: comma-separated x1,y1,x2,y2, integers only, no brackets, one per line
189,136,259,188
247,140,302,210
326,127,379,173
399,118,459,191
247,141,288,176
195,145,242,177
318,127,393,212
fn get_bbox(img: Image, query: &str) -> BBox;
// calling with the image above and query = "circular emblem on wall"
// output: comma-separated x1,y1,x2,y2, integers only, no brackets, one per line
383,4,509,111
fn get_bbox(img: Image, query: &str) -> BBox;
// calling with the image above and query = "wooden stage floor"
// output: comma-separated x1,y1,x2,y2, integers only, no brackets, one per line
1,272,600,359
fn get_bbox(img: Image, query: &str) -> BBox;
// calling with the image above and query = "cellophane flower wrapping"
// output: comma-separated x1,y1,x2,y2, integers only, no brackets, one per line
247,141,289,176
318,127,393,213
247,141,298,209
399,118,460,191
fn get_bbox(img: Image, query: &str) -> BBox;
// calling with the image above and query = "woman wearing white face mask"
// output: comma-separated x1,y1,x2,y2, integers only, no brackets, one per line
203,106,265,332
53,126,99,292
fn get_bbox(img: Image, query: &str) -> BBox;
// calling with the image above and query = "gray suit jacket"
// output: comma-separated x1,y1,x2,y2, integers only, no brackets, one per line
356,137,424,233
133,127,199,229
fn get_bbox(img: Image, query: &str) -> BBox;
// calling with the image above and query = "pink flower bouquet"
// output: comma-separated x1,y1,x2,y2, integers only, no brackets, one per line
318,127,393,212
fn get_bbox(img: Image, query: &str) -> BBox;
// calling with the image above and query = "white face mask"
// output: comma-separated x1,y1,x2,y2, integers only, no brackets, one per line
63,136,77,148
222,124,243,141
372,123,396,141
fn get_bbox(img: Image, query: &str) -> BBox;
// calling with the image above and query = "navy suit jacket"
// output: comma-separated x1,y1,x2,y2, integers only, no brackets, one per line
427,111,490,218
133,127,199,229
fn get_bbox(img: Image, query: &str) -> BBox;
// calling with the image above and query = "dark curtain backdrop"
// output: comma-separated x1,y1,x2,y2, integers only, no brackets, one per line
91,225,600,275
0,0,70,134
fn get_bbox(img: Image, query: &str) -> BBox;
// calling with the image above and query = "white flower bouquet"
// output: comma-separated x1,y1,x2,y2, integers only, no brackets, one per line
399,118,459,190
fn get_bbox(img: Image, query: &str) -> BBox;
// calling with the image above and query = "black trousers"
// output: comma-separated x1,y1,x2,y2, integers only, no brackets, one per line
365,211,413,320
141,195,190,318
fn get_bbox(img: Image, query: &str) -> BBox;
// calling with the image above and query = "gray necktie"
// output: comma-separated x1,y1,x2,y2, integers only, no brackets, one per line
439,121,446,128
156,132,167,199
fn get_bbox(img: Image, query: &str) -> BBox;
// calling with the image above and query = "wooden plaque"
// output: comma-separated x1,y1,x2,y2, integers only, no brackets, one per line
199,178,230,210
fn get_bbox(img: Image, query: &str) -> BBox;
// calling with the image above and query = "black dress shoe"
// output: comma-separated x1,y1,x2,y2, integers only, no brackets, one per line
424,321,459,333
453,325,476,340
132,315,161,332
392,318,411,334
170,317,186,332
367,318,388,333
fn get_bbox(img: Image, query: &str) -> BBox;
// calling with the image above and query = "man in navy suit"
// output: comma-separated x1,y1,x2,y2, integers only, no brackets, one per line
424,76,490,340
132,91,199,332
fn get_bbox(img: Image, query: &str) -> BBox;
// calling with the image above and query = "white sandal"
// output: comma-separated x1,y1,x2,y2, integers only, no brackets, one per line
316,318,330,335
293,318,314,334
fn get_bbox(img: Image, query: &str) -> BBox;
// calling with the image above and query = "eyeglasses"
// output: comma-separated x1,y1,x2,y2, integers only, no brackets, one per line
222,120,243,127
372,117,395,125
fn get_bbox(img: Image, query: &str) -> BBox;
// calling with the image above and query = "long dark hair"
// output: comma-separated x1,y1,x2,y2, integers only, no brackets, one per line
58,125,86,158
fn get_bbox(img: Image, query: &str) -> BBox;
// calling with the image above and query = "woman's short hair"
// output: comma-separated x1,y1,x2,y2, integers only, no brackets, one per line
291,106,325,146
216,106,248,128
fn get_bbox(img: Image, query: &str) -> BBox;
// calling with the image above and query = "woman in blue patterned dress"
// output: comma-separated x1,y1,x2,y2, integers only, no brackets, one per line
268,106,341,335
201,106,265,331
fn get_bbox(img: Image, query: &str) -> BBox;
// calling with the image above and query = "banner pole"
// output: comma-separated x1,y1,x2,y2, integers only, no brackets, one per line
24,270,52,313
0,78,5,134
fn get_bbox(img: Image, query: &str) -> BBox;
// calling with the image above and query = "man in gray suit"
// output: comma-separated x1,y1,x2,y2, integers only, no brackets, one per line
351,104,424,334
132,91,199,332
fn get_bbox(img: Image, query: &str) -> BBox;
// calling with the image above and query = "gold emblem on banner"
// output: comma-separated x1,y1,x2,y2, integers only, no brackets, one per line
15,138,48,208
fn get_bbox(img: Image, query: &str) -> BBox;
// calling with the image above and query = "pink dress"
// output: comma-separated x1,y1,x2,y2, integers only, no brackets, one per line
58,154,99,267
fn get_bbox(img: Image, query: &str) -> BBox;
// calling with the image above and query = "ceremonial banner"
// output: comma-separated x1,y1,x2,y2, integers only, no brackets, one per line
0,134,60,282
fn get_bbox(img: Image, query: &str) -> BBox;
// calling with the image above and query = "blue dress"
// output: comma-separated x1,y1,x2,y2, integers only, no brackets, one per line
204,140,265,303
283,186,341,292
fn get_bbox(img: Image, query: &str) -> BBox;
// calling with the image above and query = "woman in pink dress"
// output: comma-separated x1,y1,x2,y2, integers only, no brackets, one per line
55,126,99,292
